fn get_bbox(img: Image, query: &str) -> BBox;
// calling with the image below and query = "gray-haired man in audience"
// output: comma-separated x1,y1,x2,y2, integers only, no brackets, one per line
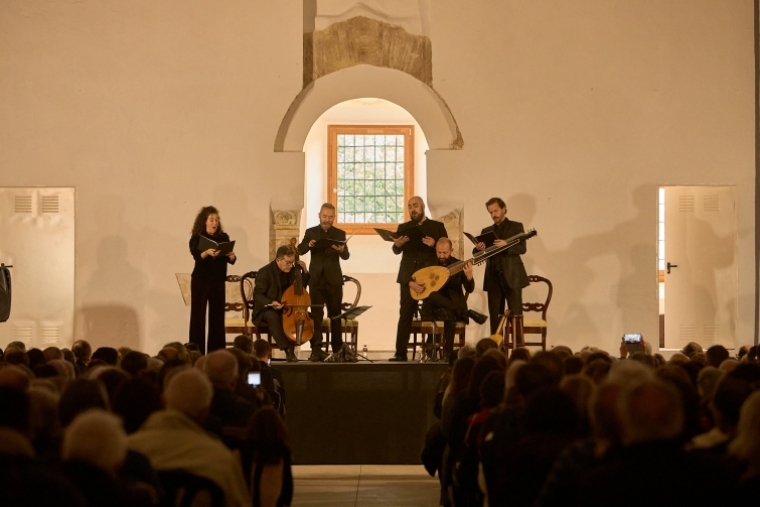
128,368,250,507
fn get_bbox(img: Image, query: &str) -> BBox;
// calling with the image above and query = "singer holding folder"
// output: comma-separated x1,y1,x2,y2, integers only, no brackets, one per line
188,206,236,354
297,203,350,361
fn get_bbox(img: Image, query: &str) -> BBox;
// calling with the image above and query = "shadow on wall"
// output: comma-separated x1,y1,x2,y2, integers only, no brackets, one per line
514,186,657,350
76,235,145,350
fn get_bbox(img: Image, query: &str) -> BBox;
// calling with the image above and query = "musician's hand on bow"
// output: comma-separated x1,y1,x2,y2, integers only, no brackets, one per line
493,239,507,248
475,242,486,251
393,235,410,248
331,244,345,253
308,239,316,248
409,280,426,294
463,261,474,280
271,301,284,310
422,236,435,247
296,260,308,272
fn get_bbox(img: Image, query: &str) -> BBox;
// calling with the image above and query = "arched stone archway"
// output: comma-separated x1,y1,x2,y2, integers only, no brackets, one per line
275,64,463,152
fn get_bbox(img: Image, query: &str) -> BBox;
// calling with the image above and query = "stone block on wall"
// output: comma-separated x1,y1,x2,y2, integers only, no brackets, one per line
435,208,464,260
270,209,302,261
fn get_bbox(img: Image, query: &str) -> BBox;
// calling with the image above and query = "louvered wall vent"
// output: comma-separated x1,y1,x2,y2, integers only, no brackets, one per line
40,195,59,214
14,195,32,213
678,195,695,213
703,194,719,212
40,325,59,345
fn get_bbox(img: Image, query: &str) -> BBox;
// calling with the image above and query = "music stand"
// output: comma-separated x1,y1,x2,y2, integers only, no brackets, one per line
330,305,373,362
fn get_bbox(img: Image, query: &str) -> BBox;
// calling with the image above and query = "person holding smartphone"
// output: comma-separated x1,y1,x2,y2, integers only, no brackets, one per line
188,206,236,354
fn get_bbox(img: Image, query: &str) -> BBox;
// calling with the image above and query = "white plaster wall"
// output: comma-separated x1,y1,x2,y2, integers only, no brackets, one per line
0,0,754,355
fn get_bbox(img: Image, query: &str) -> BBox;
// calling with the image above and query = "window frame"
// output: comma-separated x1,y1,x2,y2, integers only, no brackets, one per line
326,124,415,235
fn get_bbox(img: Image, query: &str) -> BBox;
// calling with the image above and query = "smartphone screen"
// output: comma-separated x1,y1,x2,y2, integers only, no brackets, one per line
623,333,642,344
247,372,261,386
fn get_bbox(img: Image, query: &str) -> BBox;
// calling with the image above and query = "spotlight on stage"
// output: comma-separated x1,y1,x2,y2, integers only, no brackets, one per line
0,263,12,322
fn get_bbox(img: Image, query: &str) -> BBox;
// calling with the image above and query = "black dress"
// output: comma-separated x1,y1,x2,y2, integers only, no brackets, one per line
189,232,236,353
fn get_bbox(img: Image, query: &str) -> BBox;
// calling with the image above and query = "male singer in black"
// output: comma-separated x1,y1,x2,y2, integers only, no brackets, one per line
390,196,448,361
474,197,529,335
297,202,350,361
420,238,486,361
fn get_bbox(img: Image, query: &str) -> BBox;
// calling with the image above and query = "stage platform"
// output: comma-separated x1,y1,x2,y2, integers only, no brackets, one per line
273,361,447,465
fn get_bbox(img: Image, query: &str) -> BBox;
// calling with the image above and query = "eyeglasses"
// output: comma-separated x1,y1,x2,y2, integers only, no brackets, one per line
277,259,295,266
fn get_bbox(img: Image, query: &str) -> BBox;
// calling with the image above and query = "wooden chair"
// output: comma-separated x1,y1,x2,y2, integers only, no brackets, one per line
224,275,253,344
320,275,362,353
237,271,273,346
409,296,468,361
504,275,552,351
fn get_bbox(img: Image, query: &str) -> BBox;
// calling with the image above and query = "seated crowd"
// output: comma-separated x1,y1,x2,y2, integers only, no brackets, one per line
424,340,760,507
0,336,291,507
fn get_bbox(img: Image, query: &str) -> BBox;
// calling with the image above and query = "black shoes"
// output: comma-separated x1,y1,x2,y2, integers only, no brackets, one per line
468,310,488,325
388,355,408,362
285,348,298,362
309,348,329,362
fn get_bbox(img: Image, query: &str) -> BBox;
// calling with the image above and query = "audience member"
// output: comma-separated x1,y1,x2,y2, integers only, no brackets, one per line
92,347,119,366
205,350,257,427
246,407,293,507
71,340,92,376
233,334,254,355
128,368,250,507
120,351,148,377
27,348,45,370
706,345,730,368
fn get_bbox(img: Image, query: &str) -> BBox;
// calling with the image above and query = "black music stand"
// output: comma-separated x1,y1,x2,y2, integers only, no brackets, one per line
329,305,373,363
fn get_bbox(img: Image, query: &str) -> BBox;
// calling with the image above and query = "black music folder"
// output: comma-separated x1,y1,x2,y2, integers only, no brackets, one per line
464,231,498,248
197,236,236,256
311,237,346,250
375,225,425,243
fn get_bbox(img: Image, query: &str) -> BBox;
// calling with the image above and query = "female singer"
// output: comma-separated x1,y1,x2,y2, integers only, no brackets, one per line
189,206,236,354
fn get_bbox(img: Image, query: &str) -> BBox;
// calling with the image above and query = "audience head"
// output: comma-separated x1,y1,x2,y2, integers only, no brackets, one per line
449,356,475,397
233,335,253,355
112,378,162,434
728,391,760,470
42,347,63,363
589,382,624,446
204,349,239,390
227,347,253,384
480,370,506,409
508,347,532,364
475,338,499,359
4,346,29,367
531,351,564,386
0,386,30,434
719,359,739,373
696,366,723,403
246,407,289,465
91,347,119,366
71,340,92,363
706,345,729,368
618,379,684,446
157,347,180,363
7,340,26,352
523,387,579,436
253,339,272,361
120,351,148,377
163,342,190,364
27,348,45,370
514,363,556,401
560,374,595,432
0,364,31,391
61,409,127,475
668,352,690,365
563,356,584,376
467,355,503,404
164,368,213,421
552,345,573,360
58,379,109,428
630,351,656,369
457,344,476,360
681,342,703,359
90,367,129,404
711,376,752,434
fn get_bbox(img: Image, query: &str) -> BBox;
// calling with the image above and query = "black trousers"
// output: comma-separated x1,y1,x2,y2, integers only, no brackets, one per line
395,284,419,357
189,276,226,355
310,282,344,352
261,308,323,352
487,273,523,335
422,292,466,357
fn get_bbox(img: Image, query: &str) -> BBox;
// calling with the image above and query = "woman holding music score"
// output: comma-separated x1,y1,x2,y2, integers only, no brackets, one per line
188,206,236,354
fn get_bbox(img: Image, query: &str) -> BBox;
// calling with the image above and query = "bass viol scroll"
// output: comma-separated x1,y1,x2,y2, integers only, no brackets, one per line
409,229,537,300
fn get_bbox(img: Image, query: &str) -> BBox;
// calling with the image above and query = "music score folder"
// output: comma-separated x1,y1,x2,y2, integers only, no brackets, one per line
197,236,236,256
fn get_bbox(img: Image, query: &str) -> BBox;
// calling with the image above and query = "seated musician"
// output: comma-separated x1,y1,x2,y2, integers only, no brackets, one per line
251,245,312,363
420,238,488,362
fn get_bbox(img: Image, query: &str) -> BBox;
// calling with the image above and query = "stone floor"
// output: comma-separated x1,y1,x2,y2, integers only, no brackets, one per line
291,465,440,507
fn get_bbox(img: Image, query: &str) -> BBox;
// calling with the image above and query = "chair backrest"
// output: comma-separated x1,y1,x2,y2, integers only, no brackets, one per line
342,275,362,311
239,271,258,312
225,275,247,318
523,275,553,320
157,470,225,507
